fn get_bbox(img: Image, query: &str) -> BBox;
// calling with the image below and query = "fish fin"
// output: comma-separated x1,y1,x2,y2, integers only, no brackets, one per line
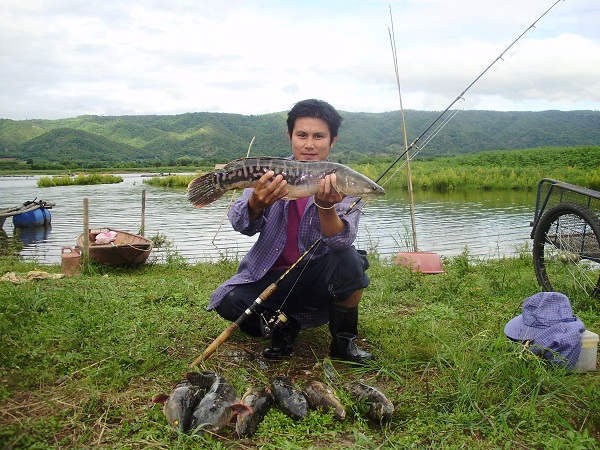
187,173,226,208
231,404,253,415
151,393,169,405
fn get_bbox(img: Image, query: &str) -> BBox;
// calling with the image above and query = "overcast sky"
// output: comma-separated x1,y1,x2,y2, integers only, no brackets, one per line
1,0,599,120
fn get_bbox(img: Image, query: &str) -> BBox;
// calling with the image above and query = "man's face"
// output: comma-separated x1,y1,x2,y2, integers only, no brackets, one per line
287,117,338,161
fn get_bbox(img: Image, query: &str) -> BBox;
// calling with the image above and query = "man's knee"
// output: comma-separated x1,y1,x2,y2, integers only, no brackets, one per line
215,289,263,337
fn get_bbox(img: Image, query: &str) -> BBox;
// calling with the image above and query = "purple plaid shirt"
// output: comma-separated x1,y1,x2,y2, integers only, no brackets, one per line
207,188,363,310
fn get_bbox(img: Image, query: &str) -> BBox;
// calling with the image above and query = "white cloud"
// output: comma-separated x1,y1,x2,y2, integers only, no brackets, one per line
0,0,598,119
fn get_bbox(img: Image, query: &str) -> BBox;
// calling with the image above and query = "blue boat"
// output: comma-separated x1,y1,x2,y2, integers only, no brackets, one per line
0,199,55,229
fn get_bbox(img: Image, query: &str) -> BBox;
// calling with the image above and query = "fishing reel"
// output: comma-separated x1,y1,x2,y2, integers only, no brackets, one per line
260,310,290,339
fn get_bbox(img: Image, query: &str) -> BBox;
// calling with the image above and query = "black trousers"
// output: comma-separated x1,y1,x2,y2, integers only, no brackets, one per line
215,247,369,336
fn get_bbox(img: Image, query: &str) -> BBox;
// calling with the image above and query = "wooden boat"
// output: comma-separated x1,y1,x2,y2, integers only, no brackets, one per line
76,228,153,266
0,199,54,228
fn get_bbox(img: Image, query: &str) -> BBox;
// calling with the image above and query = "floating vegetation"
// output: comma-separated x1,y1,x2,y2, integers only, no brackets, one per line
37,174,123,187
142,174,196,188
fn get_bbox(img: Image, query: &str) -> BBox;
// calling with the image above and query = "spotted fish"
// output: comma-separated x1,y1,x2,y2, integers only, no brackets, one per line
187,157,385,208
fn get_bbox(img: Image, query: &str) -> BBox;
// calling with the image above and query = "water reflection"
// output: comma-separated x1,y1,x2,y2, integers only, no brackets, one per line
0,174,537,264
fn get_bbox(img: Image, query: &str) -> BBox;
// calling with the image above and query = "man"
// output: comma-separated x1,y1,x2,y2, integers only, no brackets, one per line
207,99,373,364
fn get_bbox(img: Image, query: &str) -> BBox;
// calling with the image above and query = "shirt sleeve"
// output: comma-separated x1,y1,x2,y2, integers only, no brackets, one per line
227,188,264,236
322,197,362,249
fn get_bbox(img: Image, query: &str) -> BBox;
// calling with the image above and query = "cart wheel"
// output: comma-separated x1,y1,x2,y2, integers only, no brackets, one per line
533,202,600,299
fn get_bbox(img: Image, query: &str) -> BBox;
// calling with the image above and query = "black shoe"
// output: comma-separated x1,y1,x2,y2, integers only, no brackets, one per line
330,332,374,364
262,318,300,360
329,304,374,364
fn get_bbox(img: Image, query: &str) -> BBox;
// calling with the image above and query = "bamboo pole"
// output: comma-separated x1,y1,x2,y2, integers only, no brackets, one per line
389,7,418,252
82,198,89,262
141,190,146,237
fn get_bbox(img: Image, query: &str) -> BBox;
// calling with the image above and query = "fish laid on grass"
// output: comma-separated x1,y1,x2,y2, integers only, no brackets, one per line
301,380,346,421
187,157,385,208
152,380,205,432
184,371,252,434
343,381,394,422
270,375,310,421
235,387,274,438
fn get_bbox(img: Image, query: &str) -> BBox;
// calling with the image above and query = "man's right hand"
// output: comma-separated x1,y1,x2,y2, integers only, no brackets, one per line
248,170,289,220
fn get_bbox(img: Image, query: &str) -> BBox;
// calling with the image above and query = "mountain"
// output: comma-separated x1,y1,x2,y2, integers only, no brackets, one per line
1,110,599,165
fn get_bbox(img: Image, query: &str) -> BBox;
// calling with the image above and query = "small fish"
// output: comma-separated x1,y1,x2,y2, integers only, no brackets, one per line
185,371,252,434
270,375,310,421
343,381,394,422
301,380,346,421
235,387,274,437
152,380,204,432
187,157,385,208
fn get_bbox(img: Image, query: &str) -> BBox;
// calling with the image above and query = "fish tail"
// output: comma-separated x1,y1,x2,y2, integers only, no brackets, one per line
187,173,226,208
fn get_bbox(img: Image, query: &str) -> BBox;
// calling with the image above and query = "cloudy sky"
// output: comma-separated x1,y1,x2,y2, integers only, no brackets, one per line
1,0,599,120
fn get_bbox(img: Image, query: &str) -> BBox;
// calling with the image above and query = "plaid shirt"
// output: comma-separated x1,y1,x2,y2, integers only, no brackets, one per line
208,188,363,311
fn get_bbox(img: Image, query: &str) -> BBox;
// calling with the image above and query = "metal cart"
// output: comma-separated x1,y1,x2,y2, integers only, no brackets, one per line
530,178,600,299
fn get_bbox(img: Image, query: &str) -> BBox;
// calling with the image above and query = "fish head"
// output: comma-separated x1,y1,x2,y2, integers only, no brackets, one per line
152,391,185,430
334,164,385,197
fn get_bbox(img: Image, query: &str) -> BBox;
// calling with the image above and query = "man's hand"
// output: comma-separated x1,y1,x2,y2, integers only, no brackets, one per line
314,173,344,209
248,170,289,220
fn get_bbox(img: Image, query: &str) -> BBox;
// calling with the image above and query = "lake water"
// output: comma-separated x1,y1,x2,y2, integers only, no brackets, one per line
0,174,537,264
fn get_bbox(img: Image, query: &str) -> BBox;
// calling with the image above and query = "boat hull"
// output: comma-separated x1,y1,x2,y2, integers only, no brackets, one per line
77,228,153,266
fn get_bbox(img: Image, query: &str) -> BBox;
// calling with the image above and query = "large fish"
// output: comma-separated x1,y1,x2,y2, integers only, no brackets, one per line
301,380,346,421
270,375,310,421
343,381,394,422
187,157,385,208
185,371,252,434
235,387,274,438
152,380,205,432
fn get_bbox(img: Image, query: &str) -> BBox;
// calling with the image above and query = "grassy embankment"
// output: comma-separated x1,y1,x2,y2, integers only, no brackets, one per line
1,248,599,449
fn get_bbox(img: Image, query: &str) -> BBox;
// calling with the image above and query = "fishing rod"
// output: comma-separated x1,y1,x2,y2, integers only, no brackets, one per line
376,0,564,185
190,235,323,367
190,0,562,367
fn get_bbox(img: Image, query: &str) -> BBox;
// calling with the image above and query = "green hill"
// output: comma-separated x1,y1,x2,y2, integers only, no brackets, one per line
1,110,599,166
16,128,140,165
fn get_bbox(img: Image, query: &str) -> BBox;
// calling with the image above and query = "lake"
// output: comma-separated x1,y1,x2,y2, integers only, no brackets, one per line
0,174,537,264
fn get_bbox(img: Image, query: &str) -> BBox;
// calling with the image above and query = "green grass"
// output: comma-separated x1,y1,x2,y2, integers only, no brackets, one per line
37,173,124,187
0,249,599,449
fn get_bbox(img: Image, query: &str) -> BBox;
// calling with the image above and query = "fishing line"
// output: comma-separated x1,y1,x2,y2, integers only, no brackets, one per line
211,136,256,249
376,0,564,184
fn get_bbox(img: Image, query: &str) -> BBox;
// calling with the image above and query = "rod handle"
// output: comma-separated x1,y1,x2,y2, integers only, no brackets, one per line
189,322,239,368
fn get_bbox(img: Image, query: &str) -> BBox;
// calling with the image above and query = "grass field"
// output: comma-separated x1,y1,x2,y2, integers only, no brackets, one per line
1,247,599,449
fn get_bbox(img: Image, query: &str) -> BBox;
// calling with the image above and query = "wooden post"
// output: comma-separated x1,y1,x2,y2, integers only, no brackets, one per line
141,189,146,237
82,198,89,262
